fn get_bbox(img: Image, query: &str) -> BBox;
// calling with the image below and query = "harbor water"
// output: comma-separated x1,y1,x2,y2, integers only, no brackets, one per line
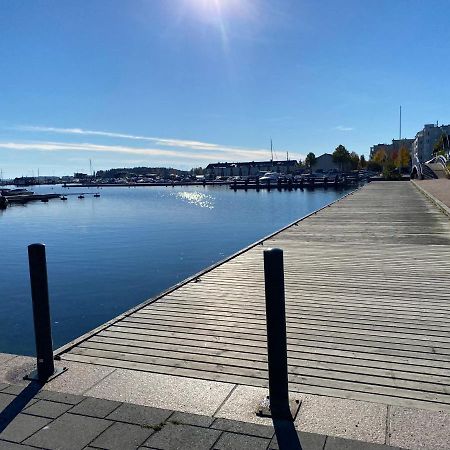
1,184,354,355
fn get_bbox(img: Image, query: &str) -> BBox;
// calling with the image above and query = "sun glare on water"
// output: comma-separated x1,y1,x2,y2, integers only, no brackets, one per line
174,191,215,209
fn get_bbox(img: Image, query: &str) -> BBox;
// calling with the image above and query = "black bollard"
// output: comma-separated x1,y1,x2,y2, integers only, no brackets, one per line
26,244,65,382
256,248,299,419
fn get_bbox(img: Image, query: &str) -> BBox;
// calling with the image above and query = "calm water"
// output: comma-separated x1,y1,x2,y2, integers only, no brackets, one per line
1,184,354,355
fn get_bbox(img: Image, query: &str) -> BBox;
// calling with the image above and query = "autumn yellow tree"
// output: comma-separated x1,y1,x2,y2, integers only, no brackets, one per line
373,148,387,164
396,146,410,172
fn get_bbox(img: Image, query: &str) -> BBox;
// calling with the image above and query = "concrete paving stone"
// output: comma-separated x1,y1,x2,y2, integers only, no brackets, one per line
168,411,214,428
214,385,291,426
211,418,274,438
143,422,221,450
0,393,19,410
0,393,38,416
389,406,450,450
106,403,172,427
296,395,387,444
44,361,116,395
213,431,270,450
70,397,121,418
269,430,327,450
325,436,402,450
36,389,84,405
91,421,155,449
0,357,34,385
0,413,51,442
23,413,112,450
23,399,73,419
0,441,38,450
0,384,9,392
86,369,235,416
0,386,34,396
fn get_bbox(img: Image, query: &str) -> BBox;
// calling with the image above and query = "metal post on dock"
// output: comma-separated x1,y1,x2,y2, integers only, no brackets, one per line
26,243,65,382
256,248,299,420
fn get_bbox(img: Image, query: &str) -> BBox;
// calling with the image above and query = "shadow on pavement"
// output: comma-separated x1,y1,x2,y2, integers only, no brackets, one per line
0,381,42,432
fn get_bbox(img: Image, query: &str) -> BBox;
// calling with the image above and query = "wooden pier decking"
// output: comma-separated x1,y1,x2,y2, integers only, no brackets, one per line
57,182,450,411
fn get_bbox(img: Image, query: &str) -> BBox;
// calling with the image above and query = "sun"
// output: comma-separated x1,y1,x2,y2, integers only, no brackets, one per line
177,0,258,56
188,0,238,17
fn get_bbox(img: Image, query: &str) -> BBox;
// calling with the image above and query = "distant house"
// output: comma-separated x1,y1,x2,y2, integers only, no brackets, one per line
311,153,350,172
204,160,298,178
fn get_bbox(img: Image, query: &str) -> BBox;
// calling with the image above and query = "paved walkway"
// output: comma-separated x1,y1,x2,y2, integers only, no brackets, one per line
0,381,402,450
413,179,450,216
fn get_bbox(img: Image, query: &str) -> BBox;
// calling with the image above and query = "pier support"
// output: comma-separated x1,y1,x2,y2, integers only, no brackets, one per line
26,243,65,382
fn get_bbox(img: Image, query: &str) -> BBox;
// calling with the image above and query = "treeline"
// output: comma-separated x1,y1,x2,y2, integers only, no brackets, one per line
95,166,188,179
368,147,410,179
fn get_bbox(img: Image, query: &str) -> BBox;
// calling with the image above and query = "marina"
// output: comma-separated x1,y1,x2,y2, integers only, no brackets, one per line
54,181,450,412
2,3,450,448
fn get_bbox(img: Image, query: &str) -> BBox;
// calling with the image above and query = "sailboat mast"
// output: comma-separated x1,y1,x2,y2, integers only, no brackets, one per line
270,139,273,162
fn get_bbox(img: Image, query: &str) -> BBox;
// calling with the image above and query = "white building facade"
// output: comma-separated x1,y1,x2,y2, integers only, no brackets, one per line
412,123,450,163
204,160,298,178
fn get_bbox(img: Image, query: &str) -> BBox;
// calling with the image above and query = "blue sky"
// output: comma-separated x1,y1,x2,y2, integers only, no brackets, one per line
1,0,450,177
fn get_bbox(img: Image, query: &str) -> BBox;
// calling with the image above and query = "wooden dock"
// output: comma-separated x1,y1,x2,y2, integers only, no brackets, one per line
56,182,450,412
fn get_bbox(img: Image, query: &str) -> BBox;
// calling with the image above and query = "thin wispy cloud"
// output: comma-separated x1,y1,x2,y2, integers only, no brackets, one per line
5,125,303,169
334,125,354,132
13,125,275,157
0,140,270,162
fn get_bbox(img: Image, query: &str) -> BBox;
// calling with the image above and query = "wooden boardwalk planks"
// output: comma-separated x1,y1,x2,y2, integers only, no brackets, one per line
59,182,450,411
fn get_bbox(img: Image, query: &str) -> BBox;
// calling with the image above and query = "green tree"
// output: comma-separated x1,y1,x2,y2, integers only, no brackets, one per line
367,160,382,172
433,134,449,156
305,152,316,169
359,154,367,168
191,167,204,175
332,145,351,171
349,151,360,170
382,158,401,180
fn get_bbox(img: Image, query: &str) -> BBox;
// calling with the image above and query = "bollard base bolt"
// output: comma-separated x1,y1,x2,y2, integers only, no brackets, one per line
24,366,67,383
255,395,301,420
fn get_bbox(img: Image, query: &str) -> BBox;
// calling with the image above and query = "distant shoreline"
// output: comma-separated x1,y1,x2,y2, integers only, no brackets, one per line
63,181,228,188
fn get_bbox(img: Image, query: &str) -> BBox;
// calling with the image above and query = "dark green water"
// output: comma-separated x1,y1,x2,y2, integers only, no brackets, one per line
1,184,354,355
